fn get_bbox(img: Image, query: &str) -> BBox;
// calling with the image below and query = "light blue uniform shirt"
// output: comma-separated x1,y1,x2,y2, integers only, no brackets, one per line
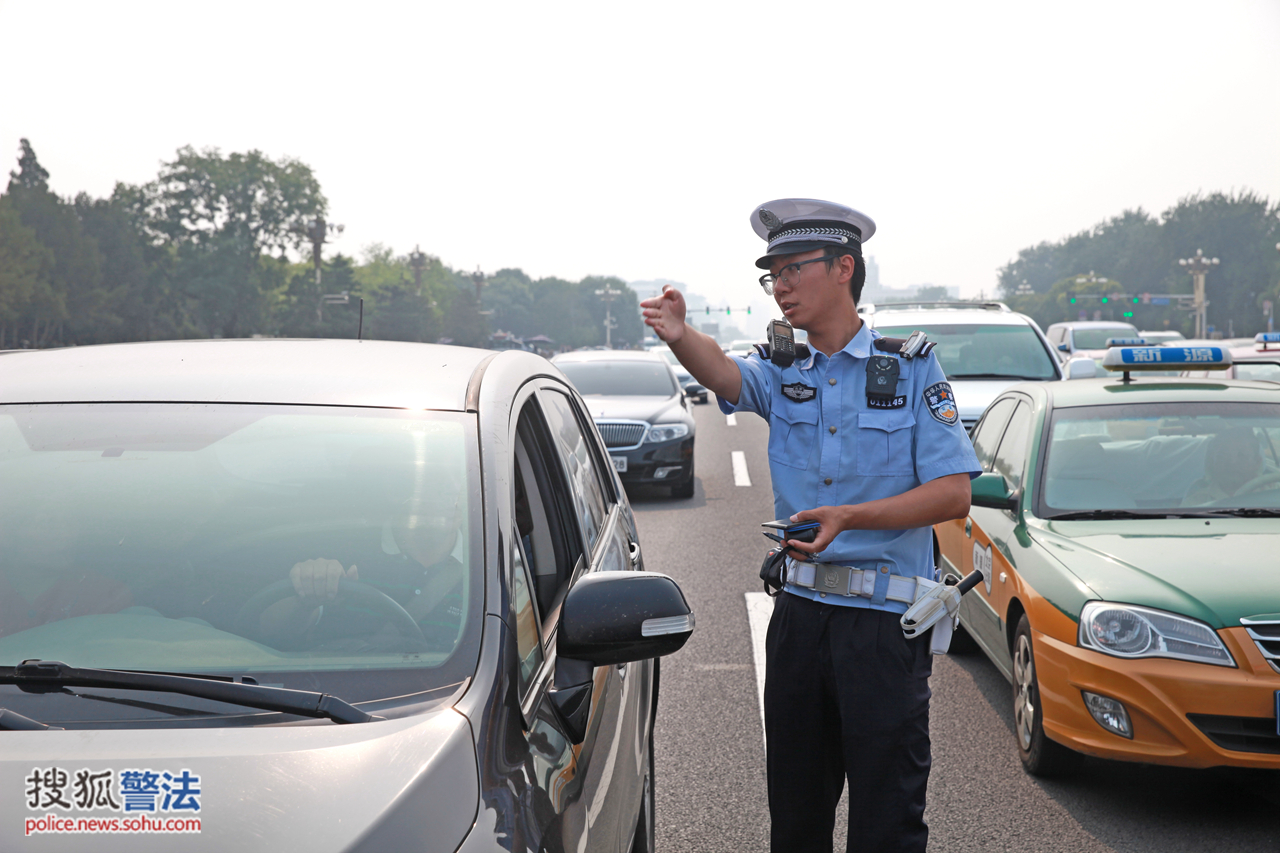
720,322,981,614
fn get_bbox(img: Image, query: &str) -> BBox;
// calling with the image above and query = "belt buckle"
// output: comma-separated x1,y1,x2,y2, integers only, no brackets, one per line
817,565,845,594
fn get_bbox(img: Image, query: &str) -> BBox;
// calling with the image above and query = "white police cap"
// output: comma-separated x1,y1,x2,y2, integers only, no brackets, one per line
751,198,877,270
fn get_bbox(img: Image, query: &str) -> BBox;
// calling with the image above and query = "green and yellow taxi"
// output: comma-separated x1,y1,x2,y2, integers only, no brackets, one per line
936,344,1280,775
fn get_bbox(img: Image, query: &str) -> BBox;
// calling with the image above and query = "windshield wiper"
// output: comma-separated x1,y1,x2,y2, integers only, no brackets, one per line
948,373,1051,381
0,661,381,725
1045,509,1177,520
1194,507,1280,518
0,707,63,731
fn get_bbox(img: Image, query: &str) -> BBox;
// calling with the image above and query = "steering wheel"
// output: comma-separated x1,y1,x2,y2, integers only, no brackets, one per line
235,577,427,645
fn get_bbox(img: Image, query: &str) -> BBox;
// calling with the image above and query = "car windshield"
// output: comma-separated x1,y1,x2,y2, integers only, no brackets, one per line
558,361,677,396
0,404,481,703
655,350,679,365
875,323,1058,380
1072,326,1138,349
1040,402,1280,513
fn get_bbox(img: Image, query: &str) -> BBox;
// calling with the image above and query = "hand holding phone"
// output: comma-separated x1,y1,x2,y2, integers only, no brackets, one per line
761,518,821,544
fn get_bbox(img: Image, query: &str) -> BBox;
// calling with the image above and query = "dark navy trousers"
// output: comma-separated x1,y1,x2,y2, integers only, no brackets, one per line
764,592,933,853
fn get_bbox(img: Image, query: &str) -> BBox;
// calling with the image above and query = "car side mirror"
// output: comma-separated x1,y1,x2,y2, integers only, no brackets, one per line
548,572,694,743
1065,356,1097,380
970,472,1019,511
1057,343,1069,352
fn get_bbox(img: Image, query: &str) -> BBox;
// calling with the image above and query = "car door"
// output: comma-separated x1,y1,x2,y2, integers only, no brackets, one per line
535,384,649,853
497,382,648,853
937,396,1017,653
968,396,1035,676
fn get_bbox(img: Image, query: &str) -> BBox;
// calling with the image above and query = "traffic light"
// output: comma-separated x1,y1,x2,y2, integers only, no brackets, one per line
1132,297,1139,304
1122,311,1134,318
1100,297,1108,304
747,306,751,315
1068,294,1077,304
726,307,731,315
705,306,710,315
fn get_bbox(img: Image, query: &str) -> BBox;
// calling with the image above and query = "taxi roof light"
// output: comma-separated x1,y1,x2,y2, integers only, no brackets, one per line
1101,345,1232,382
1257,332,1280,351
1104,337,1147,348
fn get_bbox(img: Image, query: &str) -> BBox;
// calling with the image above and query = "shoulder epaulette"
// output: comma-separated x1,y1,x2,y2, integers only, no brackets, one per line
752,342,812,363
872,330,934,359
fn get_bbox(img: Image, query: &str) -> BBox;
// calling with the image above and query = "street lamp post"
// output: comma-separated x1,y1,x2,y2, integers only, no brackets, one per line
408,246,429,296
1177,249,1219,339
595,284,623,349
294,217,344,290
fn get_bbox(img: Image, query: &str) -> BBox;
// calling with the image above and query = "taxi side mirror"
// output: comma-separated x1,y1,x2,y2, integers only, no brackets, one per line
971,472,1018,511
1065,357,1098,380
1057,343,1069,352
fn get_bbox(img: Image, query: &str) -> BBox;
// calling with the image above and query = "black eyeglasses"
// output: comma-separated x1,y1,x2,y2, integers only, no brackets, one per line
758,255,838,295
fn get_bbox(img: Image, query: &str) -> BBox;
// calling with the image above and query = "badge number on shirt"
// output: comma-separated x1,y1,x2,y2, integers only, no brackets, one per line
866,395,906,409
782,383,816,403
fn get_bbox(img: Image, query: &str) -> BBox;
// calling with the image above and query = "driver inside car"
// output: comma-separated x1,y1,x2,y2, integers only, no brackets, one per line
258,443,466,652
1182,426,1280,506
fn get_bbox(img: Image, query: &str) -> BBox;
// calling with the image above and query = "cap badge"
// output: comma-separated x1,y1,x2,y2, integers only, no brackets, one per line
758,209,782,230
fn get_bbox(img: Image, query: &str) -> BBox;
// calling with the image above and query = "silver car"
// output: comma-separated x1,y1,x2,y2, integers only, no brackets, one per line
0,340,693,852
860,301,1063,432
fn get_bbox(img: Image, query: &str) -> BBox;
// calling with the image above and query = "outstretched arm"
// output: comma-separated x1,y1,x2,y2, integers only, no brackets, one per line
641,285,743,405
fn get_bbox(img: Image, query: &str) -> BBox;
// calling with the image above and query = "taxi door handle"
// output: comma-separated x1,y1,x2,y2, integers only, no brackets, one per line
629,540,642,566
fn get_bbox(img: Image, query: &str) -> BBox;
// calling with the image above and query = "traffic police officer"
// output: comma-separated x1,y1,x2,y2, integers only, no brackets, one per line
641,198,980,853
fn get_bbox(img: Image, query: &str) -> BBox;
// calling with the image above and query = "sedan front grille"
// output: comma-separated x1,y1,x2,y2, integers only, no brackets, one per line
1187,714,1280,755
1242,617,1280,675
595,421,647,449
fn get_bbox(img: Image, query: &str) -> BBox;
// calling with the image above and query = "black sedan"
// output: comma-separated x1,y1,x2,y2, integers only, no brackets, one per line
552,350,697,499
0,340,693,853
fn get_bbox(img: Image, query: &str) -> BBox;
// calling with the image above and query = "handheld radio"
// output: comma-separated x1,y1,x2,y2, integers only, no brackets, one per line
767,319,797,368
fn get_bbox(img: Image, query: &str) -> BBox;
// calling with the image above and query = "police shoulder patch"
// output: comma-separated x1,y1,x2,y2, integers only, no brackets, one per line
781,382,816,403
923,382,959,425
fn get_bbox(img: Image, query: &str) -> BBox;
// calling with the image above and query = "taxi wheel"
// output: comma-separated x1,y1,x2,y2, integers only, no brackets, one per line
1012,615,1081,777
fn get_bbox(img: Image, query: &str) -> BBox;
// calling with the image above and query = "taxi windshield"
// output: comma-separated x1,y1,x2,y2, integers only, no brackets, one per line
875,324,1058,380
1072,326,1138,349
0,404,481,700
1039,402,1280,514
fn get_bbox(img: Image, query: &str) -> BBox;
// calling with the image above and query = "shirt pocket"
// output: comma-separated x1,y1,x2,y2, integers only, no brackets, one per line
769,401,819,470
856,410,916,476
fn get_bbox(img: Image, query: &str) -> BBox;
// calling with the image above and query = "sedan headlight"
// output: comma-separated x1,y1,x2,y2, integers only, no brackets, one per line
1078,601,1234,667
645,423,689,443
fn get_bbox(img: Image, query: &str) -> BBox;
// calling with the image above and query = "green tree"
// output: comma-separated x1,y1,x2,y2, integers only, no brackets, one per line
4,139,107,346
276,254,362,339
127,147,327,338
0,195,54,348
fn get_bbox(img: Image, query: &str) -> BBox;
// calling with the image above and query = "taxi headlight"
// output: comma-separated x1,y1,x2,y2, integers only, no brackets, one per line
1078,602,1234,667
645,423,689,443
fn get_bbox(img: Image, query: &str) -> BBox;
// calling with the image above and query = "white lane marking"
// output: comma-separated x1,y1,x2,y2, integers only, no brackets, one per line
731,451,751,487
725,413,737,426
745,592,775,750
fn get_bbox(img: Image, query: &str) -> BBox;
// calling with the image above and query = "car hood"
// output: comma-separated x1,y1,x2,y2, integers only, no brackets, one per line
949,380,1020,422
583,395,687,423
1,708,477,852
1029,518,1277,627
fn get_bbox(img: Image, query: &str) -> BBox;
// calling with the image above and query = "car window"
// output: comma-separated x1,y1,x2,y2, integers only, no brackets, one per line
556,361,678,397
991,401,1033,492
1235,362,1280,382
1040,402,1280,513
514,398,585,620
970,398,1018,472
539,390,610,554
0,403,482,698
511,532,544,697
874,323,1058,380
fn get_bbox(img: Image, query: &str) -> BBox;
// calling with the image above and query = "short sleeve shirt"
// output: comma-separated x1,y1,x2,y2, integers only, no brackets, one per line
720,322,980,613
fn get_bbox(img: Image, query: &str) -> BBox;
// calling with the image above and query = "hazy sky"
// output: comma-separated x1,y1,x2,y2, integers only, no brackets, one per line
2,0,1277,313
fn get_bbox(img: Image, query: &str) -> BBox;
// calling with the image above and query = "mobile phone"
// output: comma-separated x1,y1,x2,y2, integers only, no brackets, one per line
762,518,820,543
